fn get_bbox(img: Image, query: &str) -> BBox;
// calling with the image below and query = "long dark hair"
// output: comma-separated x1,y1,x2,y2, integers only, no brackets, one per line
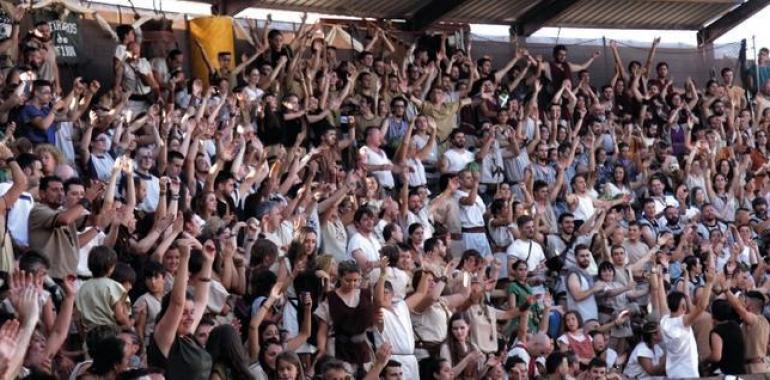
205,324,256,380
447,313,471,367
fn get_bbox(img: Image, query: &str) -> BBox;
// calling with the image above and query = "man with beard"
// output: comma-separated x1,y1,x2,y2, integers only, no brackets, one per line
566,245,602,321
23,20,58,91
532,142,556,184
507,215,546,290
28,176,100,281
546,212,600,272
542,44,600,94
658,205,684,239
401,186,438,240
696,203,727,240
439,129,474,176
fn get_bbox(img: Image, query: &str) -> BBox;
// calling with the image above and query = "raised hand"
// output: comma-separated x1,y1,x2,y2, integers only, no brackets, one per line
374,342,392,365
0,319,19,369
15,286,40,323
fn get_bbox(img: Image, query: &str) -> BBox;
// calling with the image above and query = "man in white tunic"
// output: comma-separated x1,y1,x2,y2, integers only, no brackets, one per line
361,127,396,191
347,207,382,273
374,269,418,379
453,169,491,257
439,129,474,175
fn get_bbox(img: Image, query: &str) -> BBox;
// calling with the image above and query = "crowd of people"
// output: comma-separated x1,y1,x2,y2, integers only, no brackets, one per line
1,4,770,380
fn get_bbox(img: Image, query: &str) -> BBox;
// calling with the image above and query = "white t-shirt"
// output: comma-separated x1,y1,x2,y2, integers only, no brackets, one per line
442,149,474,174
660,314,699,378
361,146,395,189
624,342,665,380
0,184,33,247
506,239,545,272
346,231,382,263
244,85,265,103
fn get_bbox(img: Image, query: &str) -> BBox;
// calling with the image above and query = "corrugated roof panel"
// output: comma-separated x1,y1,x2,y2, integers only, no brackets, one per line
549,0,735,29
249,0,430,18
242,0,748,31
441,0,534,23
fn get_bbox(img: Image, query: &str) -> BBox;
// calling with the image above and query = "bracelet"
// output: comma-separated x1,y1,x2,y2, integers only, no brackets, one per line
159,192,167,197
170,195,180,200
198,277,212,282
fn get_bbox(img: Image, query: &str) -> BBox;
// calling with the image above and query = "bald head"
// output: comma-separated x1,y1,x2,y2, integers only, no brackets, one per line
54,164,77,181
529,332,553,356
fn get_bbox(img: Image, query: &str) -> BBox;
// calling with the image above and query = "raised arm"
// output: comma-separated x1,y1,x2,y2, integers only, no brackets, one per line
643,37,661,78
683,268,713,327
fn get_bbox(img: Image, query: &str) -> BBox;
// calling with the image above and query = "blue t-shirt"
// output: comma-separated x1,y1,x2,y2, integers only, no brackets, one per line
19,104,54,144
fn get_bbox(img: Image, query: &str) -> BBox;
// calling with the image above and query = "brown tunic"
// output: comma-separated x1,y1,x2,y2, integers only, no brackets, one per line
328,288,374,365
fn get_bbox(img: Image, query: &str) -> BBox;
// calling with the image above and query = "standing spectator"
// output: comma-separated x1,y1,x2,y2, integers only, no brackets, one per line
28,176,100,280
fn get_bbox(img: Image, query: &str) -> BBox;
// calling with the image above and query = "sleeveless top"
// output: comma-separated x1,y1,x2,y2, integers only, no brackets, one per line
670,125,687,157
549,62,572,92
328,288,374,364
711,320,746,375
148,334,213,380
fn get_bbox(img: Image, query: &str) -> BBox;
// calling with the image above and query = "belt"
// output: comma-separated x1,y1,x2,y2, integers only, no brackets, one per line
462,226,486,233
491,244,508,253
746,357,765,364
336,333,367,344
129,94,150,102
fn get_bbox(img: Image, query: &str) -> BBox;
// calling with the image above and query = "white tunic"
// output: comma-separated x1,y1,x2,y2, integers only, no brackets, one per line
346,231,382,263
361,146,395,189
442,149,474,174
378,301,418,379
453,190,486,228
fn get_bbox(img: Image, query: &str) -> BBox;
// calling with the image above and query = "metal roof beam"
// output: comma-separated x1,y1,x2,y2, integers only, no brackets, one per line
211,0,252,16
405,0,470,31
697,0,770,46
510,0,581,36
